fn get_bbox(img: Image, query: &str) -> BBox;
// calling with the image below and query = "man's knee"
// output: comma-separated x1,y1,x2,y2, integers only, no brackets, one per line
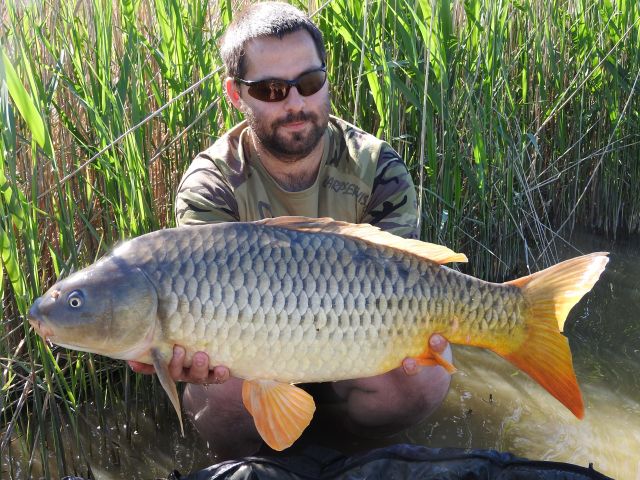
183,380,262,458
337,347,453,436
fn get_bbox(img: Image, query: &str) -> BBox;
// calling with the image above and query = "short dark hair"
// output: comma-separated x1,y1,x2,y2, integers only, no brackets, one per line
220,2,326,79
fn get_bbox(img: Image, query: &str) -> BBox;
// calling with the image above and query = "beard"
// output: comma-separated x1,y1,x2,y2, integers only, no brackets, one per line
245,99,330,162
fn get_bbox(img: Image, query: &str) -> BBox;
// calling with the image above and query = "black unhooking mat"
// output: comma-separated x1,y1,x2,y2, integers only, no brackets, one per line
167,444,614,480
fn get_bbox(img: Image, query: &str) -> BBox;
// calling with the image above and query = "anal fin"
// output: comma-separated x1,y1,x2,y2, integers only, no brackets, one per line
242,379,316,451
415,342,457,374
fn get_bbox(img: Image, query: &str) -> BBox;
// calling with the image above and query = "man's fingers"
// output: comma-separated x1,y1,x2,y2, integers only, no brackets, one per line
401,335,451,376
429,333,449,353
211,365,230,384
189,351,210,382
169,346,187,380
402,357,420,376
133,346,231,385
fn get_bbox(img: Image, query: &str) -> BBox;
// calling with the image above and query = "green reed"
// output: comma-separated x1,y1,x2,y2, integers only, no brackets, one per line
323,0,639,274
1,0,638,477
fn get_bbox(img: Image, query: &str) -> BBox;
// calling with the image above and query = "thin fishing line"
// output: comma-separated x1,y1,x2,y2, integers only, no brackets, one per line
144,0,333,168
36,0,335,201
534,16,640,137
529,137,640,192
146,98,220,167
36,66,223,200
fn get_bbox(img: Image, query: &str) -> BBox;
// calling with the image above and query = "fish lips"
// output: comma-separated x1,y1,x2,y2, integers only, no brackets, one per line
28,296,55,340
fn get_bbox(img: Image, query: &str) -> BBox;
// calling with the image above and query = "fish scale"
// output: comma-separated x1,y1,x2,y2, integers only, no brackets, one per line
160,232,274,368
119,223,501,382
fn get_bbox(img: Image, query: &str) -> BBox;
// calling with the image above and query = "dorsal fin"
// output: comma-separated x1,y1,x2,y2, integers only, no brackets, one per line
255,216,467,265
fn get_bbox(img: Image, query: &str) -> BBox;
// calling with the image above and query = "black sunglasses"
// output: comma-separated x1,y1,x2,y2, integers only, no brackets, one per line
235,66,327,102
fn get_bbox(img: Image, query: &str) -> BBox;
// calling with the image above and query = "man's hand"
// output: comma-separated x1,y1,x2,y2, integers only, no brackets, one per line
332,333,452,436
401,333,449,375
127,346,230,384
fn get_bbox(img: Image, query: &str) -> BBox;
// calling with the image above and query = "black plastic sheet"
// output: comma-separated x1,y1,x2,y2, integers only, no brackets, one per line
169,444,613,480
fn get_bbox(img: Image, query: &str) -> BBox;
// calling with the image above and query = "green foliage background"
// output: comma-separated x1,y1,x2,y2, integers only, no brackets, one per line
0,0,638,477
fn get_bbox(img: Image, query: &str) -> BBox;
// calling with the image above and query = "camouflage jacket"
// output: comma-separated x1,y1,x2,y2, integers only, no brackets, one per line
175,116,418,238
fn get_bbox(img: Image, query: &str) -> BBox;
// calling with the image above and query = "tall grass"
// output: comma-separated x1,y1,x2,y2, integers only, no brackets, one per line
321,0,639,273
1,0,638,477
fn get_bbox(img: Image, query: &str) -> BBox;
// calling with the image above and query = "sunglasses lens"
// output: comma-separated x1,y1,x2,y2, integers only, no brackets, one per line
296,70,327,96
243,68,327,102
248,80,290,102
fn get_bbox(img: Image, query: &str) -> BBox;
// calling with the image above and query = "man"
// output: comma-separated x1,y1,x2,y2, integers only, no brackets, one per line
131,2,452,458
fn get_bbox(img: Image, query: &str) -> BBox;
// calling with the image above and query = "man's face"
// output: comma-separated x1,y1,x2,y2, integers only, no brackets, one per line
233,30,331,162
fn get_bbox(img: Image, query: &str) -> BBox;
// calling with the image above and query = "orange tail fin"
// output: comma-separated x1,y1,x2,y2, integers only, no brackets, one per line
502,252,609,418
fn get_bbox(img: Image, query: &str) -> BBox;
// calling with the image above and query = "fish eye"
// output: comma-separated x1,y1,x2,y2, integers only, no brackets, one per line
67,291,84,308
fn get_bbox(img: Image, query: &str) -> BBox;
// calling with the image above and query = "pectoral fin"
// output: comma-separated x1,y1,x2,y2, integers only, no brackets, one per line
151,347,184,436
241,379,316,451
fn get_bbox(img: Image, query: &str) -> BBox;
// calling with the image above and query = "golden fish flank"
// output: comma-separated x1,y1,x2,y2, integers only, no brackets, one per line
147,224,463,382
28,217,608,452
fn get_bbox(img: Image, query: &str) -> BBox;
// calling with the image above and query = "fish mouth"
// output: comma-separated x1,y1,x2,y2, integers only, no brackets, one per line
28,298,55,340
28,318,55,340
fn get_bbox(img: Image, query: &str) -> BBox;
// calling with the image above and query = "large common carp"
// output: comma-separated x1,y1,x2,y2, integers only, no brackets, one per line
28,217,608,450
